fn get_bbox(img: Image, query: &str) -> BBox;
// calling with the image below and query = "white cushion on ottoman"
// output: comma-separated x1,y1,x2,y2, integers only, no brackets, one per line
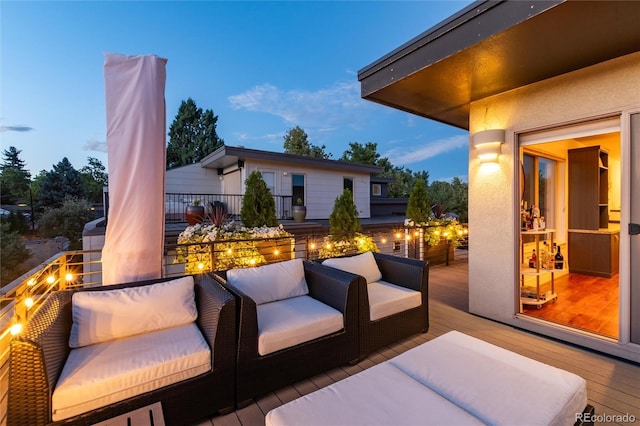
52,323,210,421
257,295,344,356
390,331,587,426
265,361,484,426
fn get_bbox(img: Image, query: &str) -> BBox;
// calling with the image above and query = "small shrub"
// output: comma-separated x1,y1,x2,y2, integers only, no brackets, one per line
241,171,277,228
329,189,360,238
406,179,430,223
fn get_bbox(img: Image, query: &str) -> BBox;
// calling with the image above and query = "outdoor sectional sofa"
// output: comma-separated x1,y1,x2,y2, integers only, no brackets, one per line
266,330,595,426
211,258,360,407
319,251,429,359
8,274,236,426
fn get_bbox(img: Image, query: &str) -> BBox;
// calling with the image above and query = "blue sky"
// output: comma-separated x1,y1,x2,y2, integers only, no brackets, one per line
1,1,472,183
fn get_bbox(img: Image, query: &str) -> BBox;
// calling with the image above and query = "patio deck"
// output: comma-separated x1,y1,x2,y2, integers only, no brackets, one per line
200,251,640,426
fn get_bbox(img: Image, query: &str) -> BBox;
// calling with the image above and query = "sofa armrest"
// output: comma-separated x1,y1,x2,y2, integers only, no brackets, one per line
303,261,360,315
193,274,236,369
374,252,428,292
9,290,73,426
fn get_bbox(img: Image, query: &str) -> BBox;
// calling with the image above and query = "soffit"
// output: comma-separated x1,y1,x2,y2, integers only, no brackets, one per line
358,0,640,130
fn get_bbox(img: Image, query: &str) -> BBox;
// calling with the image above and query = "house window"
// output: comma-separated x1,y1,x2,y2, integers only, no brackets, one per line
372,184,382,196
343,177,354,195
260,171,275,194
292,174,305,204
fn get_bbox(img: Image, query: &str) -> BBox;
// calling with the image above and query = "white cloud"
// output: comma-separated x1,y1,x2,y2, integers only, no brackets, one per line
383,134,468,166
228,81,369,129
84,138,107,153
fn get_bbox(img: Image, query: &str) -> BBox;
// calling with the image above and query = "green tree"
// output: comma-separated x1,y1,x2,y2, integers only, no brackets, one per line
406,179,430,223
240,171,277,228
38,198,94,249
329,189,360,238
429,178,468,222
38,158,87,208
0,218,31,285
283,126,331,159
340,142,381,165
0,146,31,204
167,98,224,169
80,157,108,203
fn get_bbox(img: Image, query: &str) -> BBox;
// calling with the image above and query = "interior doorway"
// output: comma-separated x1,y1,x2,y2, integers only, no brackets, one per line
517,118,621,339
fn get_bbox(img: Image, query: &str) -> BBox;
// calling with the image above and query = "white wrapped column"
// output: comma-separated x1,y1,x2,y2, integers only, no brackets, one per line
102,53,167,285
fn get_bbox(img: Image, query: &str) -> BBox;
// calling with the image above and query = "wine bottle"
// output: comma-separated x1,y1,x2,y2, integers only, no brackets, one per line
554,246,564,269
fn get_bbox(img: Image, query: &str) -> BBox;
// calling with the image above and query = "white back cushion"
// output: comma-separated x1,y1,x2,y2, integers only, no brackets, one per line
322,251,382,284
227,259,308,305
69,276,197,348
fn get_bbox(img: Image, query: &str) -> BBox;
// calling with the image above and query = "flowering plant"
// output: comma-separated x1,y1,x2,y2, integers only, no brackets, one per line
175,221,293,273
317,232,379,258
404,217,467,248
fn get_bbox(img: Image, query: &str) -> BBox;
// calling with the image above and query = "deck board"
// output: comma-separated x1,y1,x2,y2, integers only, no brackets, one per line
210,255,640,426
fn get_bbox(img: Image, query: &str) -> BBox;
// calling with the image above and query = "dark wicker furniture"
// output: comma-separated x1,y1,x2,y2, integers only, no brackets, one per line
8,274,236,426
320,252,429,359
211,261,359,407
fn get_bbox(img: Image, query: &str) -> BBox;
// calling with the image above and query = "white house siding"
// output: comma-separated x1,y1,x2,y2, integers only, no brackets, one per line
165,163,222,194
468,52,640,362
245,160,372,219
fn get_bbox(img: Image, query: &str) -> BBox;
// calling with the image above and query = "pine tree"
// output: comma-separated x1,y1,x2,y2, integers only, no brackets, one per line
0,146,31,204
167,98,224,169
39,158,87,208
283,126,331,159
329,189,360,238
406,179,430,223
240,171,277,228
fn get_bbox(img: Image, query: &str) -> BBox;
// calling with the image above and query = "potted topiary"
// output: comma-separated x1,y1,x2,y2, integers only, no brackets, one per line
292,198,307,223
186,199,205,225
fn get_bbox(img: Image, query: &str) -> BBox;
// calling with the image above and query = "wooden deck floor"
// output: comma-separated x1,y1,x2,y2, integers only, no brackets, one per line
198,252,640,426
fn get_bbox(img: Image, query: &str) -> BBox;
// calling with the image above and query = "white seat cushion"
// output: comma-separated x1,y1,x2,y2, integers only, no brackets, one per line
227,259,308,305
257,295,344,356
52,323,210,421
390,331,587,426
367,280,422,321
322,251,382,284
266,362,484,426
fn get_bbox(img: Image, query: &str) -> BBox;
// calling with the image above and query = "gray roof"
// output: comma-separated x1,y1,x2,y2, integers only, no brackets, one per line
200,145,383,174
358,0,640,130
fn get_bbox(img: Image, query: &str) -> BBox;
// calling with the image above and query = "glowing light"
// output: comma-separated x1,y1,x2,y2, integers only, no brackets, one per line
381,238,387,244
227,248,233,254
27,278,36,287
65,273,73,282
434,230,440,236
46,275,55,284
25,297,34,309
395,233,402,239
198,263,204,270
464,229,469,234
10,323,23,336
358,239,364,245
249,258,256,265
325,243,332,250
458,230,463,236
414,231,419,236
405,235,411,241
309,243,316,250
274,249,280,256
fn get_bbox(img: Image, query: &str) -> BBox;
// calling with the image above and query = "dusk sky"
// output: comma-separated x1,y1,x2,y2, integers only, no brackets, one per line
1,1,473,182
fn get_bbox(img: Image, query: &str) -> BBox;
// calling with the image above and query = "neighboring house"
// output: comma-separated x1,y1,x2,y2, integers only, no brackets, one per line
166,145,384,220
358,0,640,362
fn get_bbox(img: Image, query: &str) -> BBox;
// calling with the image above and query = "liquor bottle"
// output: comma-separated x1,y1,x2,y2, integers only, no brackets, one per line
554,246,564,269
529,249,537,268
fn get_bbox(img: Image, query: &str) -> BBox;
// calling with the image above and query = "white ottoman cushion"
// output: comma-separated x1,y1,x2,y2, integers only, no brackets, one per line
257,295,344,356
390,331,587,426
265,362,484,426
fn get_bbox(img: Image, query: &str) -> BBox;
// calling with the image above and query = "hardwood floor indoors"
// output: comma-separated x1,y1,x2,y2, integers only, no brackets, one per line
523,272,619,339
200,251,639,426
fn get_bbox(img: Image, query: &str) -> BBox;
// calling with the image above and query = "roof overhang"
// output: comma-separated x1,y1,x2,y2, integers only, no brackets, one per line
358,0,640,130
200,145,383,174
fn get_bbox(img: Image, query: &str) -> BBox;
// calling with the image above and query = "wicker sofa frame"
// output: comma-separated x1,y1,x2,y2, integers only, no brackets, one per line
8,274,236,426
318,252,429,359
211,261,360,407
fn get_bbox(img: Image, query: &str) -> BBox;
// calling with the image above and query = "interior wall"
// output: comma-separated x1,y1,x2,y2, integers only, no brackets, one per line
467,52,640,357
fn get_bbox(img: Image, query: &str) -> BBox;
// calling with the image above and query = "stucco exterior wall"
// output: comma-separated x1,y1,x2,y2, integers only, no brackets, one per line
468,52,640,327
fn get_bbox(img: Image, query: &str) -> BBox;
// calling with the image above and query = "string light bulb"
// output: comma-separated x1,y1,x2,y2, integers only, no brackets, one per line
25,297,34,309
46,275,55,284
65,273,73,282
10,323,23,336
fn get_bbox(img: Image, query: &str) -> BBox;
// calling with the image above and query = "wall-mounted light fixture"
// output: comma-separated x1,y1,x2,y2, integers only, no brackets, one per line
472,129,505,164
